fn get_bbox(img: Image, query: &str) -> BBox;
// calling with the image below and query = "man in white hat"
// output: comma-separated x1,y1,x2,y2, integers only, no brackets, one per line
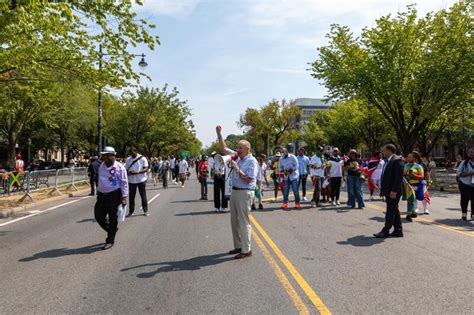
95,146,128,250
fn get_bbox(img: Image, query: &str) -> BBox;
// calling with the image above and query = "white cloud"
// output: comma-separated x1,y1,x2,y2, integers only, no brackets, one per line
261,67,307,75
218,87,253,97
244,0,456,29
134,0,200,17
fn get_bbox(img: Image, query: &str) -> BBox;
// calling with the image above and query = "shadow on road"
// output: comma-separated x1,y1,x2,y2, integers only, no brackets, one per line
121,253,233,278
171,199,211,204
0,230,11,237
19,243,104,262
431,219,474,231
175,211,221,216
76,218,96,223
369,216,385,223
336,235,385,247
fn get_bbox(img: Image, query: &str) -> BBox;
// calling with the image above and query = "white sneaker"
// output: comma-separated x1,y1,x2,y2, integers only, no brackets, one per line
332,201,336,206
302,197,308,201
336,200,340,205
415,208,420,214
181,185,185,188
215,208,220,213
220,208,225,212
424,209,430,215
369,196,374,201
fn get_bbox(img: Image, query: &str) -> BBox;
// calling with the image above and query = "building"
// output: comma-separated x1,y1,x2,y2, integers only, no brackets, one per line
290,98,332,153
294,98,332,124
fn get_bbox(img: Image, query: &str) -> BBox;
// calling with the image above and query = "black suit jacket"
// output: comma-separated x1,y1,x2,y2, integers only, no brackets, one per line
381,156,404,197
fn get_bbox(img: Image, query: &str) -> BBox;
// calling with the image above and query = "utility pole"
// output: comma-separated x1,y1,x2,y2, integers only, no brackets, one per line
98,44,103,155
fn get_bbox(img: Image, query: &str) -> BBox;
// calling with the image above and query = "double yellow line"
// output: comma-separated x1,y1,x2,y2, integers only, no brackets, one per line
262,193,474,238
250,214,331,314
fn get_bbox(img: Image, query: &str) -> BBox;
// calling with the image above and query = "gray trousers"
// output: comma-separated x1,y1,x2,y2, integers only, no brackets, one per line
230,189,255,254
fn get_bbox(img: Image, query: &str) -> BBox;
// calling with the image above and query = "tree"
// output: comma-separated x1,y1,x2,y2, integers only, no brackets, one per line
311,2,473,155
0,1,159,166
105,86,201,157
239,99,302,154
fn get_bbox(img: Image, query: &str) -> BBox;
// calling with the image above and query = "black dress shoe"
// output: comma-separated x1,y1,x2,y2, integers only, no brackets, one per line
125,213,133,218
389,231,404,238
102,243,114,250
251,204,256,210
405,215,413,222
373,232,389,238
228,248,241,255
234,251,252,259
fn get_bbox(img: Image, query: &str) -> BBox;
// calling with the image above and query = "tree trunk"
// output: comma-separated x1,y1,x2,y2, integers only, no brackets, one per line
7,134,16,170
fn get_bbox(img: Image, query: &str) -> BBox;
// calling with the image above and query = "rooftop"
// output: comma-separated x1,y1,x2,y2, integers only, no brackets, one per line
294,98,332,109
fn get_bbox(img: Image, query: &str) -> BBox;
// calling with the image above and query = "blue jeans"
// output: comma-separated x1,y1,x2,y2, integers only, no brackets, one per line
347,175,365,208
283,179,300,203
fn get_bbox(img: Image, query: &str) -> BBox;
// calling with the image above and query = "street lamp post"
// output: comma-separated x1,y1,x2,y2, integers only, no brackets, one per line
96,46,148,155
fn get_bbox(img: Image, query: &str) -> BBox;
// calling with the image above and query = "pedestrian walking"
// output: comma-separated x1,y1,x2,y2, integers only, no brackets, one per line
402,151,425,222
456,147,474,220
87,156,101,196
94,146,128,249
297,148,310,201
151,158,161,186
252,154,266,210
344,149,365,209
124,147,150,217
366,152,384,201
327,148,344,206
198,155,209,200
374,144,404,238
270,151,284,201
216,125,258,259
211,151,228,213
310,146,325,207
15,153,25,173
178,157,189,187
169,155,176,182
279,148,301,209
161,157,169,189
417,154,432,214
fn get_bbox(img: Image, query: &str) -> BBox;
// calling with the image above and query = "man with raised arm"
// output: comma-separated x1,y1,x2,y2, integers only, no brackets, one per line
216,125,258,259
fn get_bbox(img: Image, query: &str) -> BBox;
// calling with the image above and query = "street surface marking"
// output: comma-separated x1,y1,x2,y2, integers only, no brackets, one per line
139,193,161,210
363,202,474,238
253,231,310,315
251,215,332,314
263,192,473,238
0,196,90,227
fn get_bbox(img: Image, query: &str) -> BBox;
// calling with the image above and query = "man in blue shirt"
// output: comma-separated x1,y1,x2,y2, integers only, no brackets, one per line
216,125,258,259
297,148,310,201
279,148,301,209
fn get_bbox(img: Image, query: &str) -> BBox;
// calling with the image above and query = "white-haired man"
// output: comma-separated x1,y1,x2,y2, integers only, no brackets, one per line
216,126,258,259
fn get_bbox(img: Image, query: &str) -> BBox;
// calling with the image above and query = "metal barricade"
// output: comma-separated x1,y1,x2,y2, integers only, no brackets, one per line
432,168,458,191
0,167,89,199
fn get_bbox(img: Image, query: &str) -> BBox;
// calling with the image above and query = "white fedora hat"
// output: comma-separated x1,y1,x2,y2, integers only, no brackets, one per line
101,146,117,155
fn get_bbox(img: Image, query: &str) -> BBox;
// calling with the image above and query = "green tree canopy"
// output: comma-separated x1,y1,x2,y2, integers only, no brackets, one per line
311,2,473,155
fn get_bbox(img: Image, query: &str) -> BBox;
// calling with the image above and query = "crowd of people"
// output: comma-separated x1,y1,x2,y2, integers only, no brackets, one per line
84,129,473,255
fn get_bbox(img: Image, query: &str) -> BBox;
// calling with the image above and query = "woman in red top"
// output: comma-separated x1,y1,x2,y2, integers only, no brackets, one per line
198,155,209,200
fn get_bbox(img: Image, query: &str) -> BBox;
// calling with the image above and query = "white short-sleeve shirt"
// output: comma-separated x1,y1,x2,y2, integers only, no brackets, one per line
125,155,149,184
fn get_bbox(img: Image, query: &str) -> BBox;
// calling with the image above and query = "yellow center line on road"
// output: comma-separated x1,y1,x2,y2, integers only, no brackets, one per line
261,191,473,238
250,215,332,315
362,202,474,238
253,231,310,315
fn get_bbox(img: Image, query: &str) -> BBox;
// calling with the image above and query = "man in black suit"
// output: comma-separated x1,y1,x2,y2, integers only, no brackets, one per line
374,144,404,238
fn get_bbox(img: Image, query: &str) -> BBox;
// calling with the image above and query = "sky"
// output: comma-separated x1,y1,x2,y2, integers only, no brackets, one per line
131,0,457,147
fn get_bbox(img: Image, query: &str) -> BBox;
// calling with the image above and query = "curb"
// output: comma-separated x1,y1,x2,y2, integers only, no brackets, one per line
0,188,91,218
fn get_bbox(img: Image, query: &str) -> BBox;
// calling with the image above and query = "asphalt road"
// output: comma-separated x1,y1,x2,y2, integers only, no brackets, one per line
0,175,473,314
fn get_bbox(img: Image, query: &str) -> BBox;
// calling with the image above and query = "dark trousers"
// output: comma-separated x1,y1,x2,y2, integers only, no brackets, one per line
94,189,121,244
161,171,168,188
330,177,342,201
382,197,403,233
214,176,228,209
311,176,323,203
459,182,474,214
89,177,98,194
200,177,208,198
129,182,148,213
298,174,308,197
